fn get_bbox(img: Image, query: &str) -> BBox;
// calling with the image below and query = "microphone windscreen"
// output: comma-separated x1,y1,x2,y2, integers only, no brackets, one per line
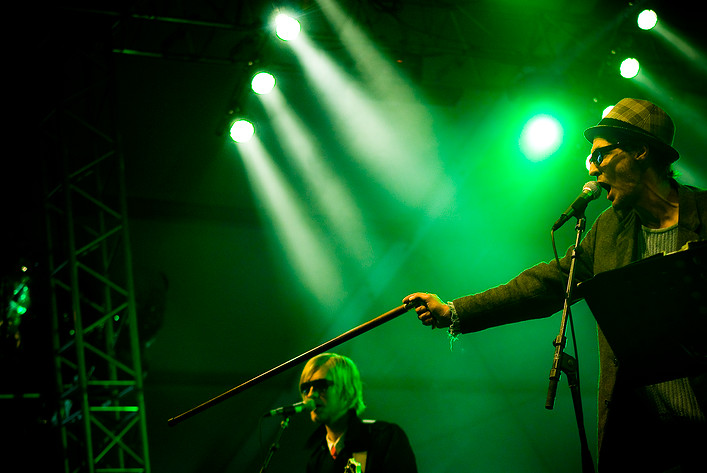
583,181,601,199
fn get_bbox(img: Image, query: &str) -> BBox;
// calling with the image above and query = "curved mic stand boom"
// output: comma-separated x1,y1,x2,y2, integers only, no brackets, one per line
167,304,410,427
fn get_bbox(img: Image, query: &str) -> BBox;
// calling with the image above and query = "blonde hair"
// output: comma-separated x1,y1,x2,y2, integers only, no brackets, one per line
300,353,366,416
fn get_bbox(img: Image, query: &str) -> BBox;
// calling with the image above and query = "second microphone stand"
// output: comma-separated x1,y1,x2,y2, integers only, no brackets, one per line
259,416,291,473
546,215,595,473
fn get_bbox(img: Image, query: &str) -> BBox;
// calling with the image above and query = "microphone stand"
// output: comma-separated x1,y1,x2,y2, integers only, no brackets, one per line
545,215,595,473
258,416,290,473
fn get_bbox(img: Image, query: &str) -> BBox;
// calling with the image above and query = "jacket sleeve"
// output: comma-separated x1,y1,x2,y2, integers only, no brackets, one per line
452,212,603,334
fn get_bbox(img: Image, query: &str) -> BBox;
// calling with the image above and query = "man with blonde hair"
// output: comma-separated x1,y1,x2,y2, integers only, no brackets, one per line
300,353,417,472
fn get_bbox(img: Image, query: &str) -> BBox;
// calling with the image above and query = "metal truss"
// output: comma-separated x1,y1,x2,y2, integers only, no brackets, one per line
41,11,151,473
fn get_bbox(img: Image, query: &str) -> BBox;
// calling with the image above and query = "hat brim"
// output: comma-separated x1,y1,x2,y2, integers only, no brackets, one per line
584,119,679,163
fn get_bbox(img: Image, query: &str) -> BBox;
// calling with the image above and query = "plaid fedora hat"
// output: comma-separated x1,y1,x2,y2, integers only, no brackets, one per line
584,98,679,163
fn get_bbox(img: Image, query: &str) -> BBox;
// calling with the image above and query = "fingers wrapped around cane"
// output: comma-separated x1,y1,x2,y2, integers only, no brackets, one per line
402,292,452,328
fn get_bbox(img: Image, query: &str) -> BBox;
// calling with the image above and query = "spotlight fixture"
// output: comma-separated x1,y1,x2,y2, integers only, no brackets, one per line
637,10,658,30
520,114,563,161
620,58,640,79
251,72,276,95
275,14,301,41
230,119,255,143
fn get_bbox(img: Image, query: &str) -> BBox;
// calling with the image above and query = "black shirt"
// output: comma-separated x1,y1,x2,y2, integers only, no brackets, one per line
305,410,418,473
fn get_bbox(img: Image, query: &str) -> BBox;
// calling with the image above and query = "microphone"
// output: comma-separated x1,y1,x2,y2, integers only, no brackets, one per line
552,181,602,231
264,399,315,417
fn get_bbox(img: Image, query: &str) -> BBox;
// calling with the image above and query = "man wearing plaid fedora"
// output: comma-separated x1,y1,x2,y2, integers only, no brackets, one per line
404,98,706,471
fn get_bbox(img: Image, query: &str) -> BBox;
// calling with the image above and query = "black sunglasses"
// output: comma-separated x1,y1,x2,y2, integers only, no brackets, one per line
589,142,624,166
300,379,334,395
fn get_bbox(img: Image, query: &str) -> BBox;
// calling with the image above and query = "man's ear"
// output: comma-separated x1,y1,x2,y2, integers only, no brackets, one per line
633,144,649,161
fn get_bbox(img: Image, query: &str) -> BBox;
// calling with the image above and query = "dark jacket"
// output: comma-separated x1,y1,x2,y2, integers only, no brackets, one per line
305,410,417,473
452,184,707,470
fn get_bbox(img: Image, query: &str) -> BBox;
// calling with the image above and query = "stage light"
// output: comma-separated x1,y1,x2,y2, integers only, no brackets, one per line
238,138,344,308
602,105,614,117
520,114,563,161
229,119,255,143
637,10,658,30
620,58,640,78
275,14,301,41
257,89,375,266
251,72,276,95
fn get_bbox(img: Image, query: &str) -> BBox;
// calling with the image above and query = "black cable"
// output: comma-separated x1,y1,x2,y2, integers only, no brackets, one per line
550,229,582,392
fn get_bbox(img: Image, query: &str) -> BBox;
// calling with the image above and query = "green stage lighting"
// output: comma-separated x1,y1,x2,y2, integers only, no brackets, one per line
275,14,301,41
520,114,563,160
637,10,658,30
620,58,640,78
230,119,255,143
252,72,276,95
